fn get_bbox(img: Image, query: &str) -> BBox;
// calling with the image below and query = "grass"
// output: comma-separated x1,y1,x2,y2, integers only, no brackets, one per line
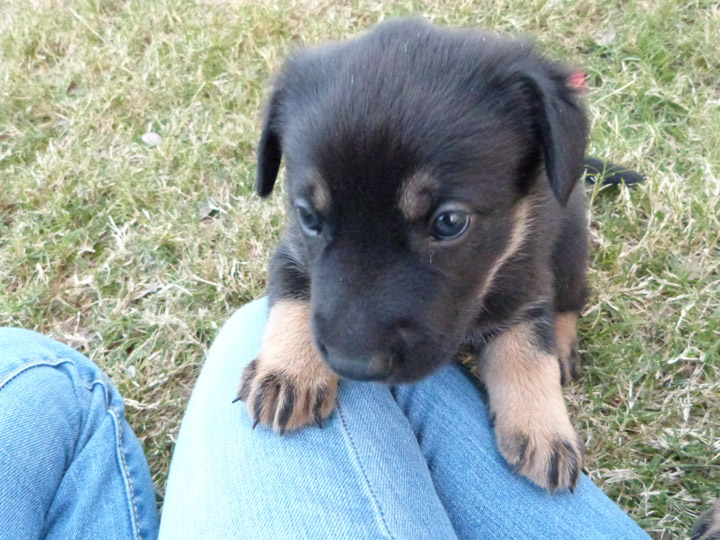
0,0,718,537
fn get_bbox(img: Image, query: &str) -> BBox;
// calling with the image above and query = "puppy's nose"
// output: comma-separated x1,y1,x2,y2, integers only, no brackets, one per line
321,345,394,381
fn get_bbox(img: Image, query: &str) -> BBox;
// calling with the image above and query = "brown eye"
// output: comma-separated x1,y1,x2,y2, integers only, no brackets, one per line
431,209,470,240
296,203,322,235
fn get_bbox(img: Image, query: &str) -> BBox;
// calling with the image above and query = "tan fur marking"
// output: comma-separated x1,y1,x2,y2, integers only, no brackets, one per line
258,301,330,382
480,322,582,491
308,171,330,214
477,198,533,303
398,171,438,221
240,300,338,432
482,323,566,433
555,311,581,384
555,312,578,362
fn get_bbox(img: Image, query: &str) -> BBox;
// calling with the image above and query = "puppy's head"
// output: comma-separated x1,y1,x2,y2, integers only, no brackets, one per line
256,18,588,383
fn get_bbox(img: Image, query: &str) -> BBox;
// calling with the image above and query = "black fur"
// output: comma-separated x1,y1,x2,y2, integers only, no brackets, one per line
528,310,557,354
693,501,720,540
312,388,326,428
255,18,640,383
277,385,295,435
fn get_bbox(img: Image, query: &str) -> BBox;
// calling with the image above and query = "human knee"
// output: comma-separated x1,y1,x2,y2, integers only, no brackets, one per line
0,328,113,452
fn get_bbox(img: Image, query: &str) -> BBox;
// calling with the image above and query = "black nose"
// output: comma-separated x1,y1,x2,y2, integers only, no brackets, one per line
321,344,394,381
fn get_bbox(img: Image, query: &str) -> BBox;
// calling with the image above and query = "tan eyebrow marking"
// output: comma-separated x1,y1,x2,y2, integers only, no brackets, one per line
398,171,439,221
308,169,330,214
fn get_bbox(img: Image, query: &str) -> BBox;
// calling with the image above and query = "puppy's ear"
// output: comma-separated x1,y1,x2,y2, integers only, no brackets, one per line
521,65,588,205
256,87,284,198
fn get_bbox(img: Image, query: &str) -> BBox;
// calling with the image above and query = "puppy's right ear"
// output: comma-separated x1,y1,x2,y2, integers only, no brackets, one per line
256,87,284,198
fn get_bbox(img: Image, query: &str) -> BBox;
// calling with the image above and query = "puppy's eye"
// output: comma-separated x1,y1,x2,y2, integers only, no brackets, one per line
296,203,322,236
431,208,470,240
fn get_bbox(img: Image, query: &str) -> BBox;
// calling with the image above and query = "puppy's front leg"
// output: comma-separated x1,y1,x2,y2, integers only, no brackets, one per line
236,300,338,433
480,312,583,492
236,246,338,433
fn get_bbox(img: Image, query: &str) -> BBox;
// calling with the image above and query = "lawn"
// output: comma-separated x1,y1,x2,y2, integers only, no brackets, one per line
1,0,718,537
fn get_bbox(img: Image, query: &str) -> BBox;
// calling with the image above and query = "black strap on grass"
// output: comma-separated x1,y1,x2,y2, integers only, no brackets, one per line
583,157,646,186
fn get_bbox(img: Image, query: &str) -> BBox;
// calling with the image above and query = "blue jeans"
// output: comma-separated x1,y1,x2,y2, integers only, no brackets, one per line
0,328,158,539
0,299,648,539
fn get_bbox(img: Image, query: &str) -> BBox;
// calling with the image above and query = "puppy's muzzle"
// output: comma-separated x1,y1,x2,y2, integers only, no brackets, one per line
318,343,394,381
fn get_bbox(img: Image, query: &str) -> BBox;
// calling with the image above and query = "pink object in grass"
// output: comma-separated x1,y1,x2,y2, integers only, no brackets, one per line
568,71,587,90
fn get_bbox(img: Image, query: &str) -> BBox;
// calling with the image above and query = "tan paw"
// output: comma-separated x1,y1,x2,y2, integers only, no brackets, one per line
234,300,338,433
482,319,584,492
236,356,338,433
494,416,583,492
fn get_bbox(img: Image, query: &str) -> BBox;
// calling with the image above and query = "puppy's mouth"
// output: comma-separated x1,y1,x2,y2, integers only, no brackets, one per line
315,337,455,384
311,308,460,383
317,341,395,381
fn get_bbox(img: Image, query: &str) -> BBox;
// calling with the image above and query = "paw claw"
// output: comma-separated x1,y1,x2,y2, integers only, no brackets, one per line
496,423,583,492
511,434,530,473
237,355,337,433
548,441,562,491
312,386,326,422
558,342,581,386
566,439,582,488
276,385,295,433
238,359,257,401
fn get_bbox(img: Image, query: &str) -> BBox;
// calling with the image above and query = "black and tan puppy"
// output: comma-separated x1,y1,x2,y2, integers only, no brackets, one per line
236,18,640,492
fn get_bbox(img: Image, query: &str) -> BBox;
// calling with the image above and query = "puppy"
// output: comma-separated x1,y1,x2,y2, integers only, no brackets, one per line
236,17,640,492
694,502,720,540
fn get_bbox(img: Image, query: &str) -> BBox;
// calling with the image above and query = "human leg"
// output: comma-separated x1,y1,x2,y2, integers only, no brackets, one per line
0,328,159,540
391,364,649,539
161,298,647,539
159,298,457,540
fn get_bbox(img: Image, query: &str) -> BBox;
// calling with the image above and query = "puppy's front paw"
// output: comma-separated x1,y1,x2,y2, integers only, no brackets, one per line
236,356,338,433
493,406,583,492
693,501,720,540
482,319,584,492
234,300,339,433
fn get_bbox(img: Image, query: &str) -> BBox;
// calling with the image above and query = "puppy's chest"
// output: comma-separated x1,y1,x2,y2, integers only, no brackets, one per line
462,297,553,352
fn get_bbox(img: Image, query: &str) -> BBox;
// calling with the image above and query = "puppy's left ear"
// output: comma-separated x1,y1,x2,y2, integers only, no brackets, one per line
522,65,589,205
256,87,284,198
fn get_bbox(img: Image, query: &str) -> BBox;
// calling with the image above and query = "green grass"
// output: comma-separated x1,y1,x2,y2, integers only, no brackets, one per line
1,0,718,537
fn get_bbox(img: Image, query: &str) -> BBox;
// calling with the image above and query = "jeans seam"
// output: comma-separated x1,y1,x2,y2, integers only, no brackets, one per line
337,400,396,540
109,407,143,540
0,353,116,424
0,358,75,391
1,345,149,537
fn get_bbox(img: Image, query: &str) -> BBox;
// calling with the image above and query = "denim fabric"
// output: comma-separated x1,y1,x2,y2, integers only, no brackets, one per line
0,300,649,539
0,328,159,540
160,298,649,540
